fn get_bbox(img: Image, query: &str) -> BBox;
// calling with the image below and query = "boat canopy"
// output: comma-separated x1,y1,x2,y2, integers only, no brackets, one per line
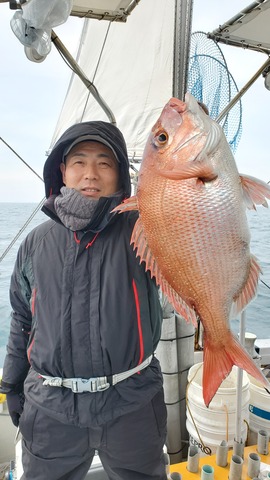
2,0,270,154
70,0,140,22
0,0,140,21
50,0,175,160
208,0,270,55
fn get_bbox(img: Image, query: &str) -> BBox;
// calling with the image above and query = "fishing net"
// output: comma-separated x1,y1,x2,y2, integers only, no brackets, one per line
188,31,242,152
0,463,10,480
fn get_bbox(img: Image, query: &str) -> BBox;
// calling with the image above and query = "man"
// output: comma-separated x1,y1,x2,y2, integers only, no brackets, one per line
0,121,167,480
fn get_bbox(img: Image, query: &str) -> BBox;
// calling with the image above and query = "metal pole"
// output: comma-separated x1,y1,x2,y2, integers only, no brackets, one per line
235,310,246,445
173,0,194,100
163,0,195,462
156,313,182,465
216,57,270,123
51,30,116,125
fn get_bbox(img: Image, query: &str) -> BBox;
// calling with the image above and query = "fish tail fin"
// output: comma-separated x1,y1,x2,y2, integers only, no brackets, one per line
203,332,270,407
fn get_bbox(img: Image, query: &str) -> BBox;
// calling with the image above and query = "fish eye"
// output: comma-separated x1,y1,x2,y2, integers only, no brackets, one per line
154,131,168,146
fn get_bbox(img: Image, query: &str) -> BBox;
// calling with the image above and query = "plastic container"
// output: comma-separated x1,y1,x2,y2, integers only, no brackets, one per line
247,375,270,445
186,363,249,455
0,369,6,412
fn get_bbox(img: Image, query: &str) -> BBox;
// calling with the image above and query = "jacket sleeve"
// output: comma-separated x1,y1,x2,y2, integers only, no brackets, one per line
0,240,32,393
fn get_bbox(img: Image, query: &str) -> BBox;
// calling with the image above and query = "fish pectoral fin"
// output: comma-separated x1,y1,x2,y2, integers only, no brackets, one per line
111,195,138,213
231,254,261,317
202,333,270,407
159,159,217,182
131,217,198,327
240,174,270,210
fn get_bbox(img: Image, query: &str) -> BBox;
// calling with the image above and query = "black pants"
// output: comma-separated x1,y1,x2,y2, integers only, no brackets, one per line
19,390,167,480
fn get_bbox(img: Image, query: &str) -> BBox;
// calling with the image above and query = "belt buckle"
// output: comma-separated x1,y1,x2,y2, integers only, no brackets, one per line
71,378,109,393
96,378,110,392
71,378,93,393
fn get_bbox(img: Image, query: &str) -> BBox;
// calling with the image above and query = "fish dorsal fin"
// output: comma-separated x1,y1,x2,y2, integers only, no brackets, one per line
240,174,270,210
131,217,198,327
231,254,261,317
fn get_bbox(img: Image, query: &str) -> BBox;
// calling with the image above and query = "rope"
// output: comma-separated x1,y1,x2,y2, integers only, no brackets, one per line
243,418,249,445
185,363,210,452
160,333,195,341
223,403,229,442
0,137,44,182
0,197,46,263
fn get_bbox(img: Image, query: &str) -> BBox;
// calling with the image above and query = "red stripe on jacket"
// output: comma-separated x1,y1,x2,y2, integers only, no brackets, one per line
132,279,144,366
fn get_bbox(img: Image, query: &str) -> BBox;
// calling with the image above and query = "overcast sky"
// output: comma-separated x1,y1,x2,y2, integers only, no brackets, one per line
0,0,269,203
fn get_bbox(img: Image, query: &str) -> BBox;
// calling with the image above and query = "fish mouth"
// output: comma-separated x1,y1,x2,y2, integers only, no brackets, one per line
168,98,187,114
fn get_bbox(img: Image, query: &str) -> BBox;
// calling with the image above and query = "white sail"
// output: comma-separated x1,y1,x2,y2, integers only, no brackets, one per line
51,0,175,158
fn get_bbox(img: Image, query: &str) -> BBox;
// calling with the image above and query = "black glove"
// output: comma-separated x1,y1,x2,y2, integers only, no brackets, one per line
6,391,25,427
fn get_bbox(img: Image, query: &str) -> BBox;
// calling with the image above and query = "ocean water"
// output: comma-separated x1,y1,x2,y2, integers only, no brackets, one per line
0,202,269,366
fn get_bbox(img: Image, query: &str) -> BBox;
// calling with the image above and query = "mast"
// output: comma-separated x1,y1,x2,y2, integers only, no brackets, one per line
173,0,194,100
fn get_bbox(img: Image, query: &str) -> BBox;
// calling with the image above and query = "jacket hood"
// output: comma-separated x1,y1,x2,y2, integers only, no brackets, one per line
43,121,131,198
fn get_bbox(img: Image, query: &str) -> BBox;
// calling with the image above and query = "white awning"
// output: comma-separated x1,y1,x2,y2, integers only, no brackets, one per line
50,0,175,159
208,0,270,55
0,0,140,22
70,0,140,22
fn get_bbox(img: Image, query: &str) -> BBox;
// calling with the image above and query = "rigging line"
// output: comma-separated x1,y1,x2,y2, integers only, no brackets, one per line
54,42,78,73
0,137,44,183
52,44,102,114
80,21,112,122
0,197,46,264
52,44,103,114
51,31,116,125
52,36,93,86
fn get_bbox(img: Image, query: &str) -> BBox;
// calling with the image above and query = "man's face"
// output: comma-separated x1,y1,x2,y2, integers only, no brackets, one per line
60,141,120,199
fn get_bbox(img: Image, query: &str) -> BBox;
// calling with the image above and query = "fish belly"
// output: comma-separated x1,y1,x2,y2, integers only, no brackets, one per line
138,173,250,320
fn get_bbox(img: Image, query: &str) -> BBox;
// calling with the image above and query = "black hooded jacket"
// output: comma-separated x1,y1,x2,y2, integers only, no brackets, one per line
1,121,163,426
43,120,131,199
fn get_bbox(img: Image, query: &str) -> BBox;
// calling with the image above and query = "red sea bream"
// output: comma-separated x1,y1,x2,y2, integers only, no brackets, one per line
114,93,270,406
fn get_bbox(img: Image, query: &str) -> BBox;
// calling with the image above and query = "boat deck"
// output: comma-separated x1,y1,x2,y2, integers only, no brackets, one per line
170,444,270,479
0,443,269,479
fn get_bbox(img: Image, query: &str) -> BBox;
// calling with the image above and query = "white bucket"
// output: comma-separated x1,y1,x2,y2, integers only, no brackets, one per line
186,363,250,456
247,375,270,445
